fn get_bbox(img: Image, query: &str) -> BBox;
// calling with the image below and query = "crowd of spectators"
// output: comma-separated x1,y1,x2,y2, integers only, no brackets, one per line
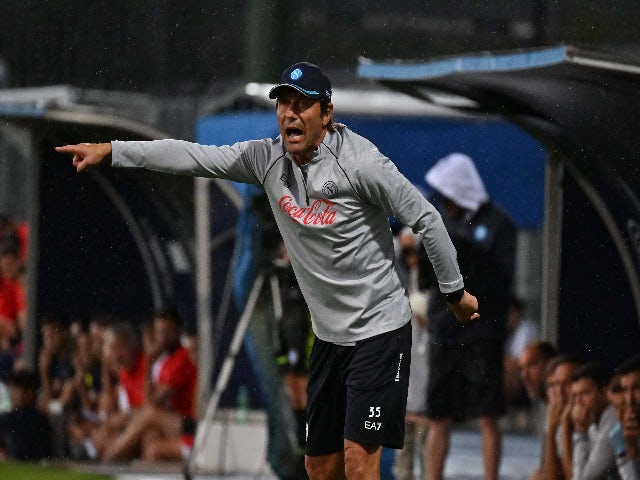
0,215,199,465
0,305,198,464
1,200,639,480
392,215,640,480
522,346,640,480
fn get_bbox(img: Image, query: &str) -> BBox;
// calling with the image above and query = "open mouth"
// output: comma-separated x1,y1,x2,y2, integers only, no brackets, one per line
286,127,303,140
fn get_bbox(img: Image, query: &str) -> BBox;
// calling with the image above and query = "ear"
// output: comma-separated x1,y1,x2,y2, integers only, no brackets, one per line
322,102,334,127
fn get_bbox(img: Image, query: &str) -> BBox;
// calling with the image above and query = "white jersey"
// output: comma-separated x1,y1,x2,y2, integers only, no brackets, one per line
111,124,463,343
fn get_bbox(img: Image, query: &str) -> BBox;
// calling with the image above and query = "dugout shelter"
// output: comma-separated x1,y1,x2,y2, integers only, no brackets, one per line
358,44,640,370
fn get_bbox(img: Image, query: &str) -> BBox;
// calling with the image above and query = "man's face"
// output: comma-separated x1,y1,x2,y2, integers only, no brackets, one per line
276,89,332,164
546,362,579,405
570,377,607,421
104,334,133,370
153,317,179,352
620,370,640,415
519,345,547,400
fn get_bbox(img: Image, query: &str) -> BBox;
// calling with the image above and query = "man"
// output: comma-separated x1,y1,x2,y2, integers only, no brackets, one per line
563,362,618,480
615,353,640,480
57,62,479,480
504,298,540,408
88,321,147,459
38,311,76,412
520,341,558,404
0,242,23,373
102,308,197,462
422,152,517,480
518,341,558,442
537,353,584,480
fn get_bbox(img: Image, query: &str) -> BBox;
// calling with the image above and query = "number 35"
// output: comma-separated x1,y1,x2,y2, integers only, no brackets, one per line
369,406,381,418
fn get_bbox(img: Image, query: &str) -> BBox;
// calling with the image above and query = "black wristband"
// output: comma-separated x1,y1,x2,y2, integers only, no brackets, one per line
445,288,464,304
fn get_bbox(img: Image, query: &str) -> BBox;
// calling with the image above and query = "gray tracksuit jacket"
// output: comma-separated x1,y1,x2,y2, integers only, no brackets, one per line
111,124,463,343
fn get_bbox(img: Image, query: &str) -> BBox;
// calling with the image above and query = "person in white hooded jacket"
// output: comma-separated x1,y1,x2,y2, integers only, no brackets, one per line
423,152,517,480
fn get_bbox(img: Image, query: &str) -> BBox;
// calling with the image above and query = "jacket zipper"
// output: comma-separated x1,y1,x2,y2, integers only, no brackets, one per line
300,166,310,206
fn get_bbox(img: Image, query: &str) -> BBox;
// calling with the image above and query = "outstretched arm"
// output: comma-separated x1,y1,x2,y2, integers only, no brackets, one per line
55,143,112,172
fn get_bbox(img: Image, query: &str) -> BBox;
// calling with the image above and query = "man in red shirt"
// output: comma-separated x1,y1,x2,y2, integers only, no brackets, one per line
102,309,197,462
109,322,148,412
147,308,197,419
0,275,18,350
90,321,147,459
0,243,26,362
0,243,23,360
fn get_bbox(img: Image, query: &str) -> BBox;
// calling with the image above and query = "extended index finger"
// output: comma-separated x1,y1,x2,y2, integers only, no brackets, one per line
55,144,81,154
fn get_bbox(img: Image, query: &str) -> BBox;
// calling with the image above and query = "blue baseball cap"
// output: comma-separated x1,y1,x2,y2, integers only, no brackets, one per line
269,62,332,103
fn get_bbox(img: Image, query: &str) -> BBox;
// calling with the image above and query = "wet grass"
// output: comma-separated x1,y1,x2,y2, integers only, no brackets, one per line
0,460,114,479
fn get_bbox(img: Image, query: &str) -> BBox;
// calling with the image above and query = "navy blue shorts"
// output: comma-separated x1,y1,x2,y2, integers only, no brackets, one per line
305,321,411,456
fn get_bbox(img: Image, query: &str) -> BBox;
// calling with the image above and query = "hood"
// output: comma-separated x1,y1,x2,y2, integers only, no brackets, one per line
425,152,489,212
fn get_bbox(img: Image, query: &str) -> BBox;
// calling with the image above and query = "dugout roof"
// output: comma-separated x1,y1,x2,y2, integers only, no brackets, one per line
358,44,640,368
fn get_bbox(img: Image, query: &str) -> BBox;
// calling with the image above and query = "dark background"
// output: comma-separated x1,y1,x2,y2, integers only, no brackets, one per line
1,0,639,94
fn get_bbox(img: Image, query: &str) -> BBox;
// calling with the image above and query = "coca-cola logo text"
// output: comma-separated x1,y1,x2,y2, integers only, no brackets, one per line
278,195,337,225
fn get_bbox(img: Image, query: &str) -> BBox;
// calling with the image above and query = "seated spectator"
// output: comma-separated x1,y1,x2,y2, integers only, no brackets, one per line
66,323,104,459
38,311,76,458
505,297,540,408
0,242,25,330
562,362,618,480
87,312,114,372
102,308,197,462
614,353,640,479
90,321,147,459
0,243,23,378
518,341,557,436
608,373,625,418
520,341,558,404
533,353,584,480
0,214,28,261
0,370,51,460
38,312,75,412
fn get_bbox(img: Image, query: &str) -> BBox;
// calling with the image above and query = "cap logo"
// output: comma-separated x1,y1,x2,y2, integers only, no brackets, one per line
290,68,303,80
